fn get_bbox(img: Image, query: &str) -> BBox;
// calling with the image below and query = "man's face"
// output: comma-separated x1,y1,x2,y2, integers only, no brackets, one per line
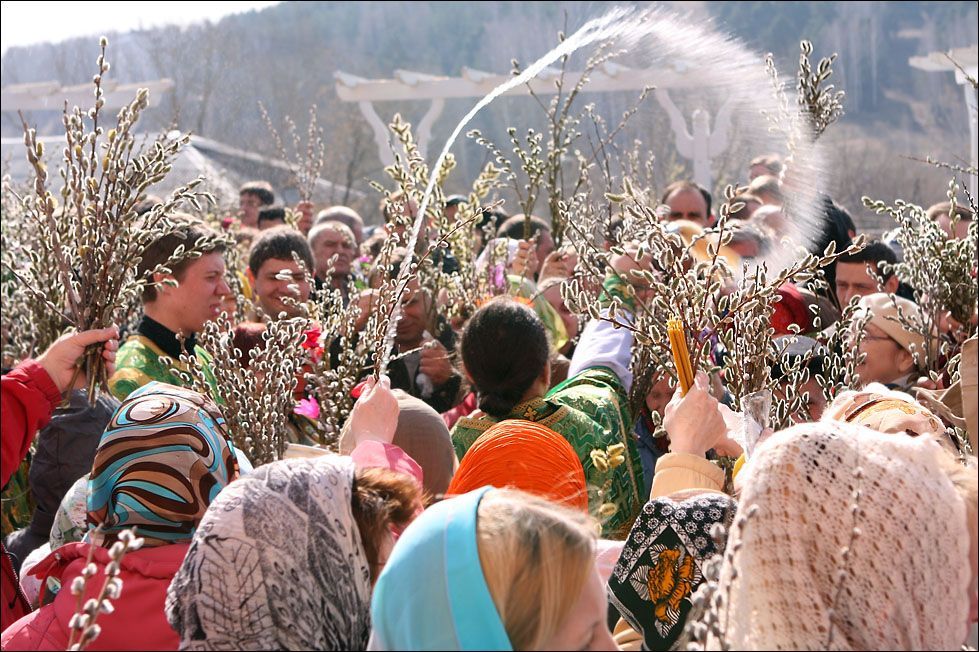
835,262,882,306
644,373,673,415
239,193,264,229
855,322,912,386
541,282,579,344
254,258,311,319
312,227,356,278
666,189,709,226
161,252,230,334
395,278,430,347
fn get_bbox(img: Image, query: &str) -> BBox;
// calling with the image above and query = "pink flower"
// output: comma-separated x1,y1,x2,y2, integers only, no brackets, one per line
294,397,320,420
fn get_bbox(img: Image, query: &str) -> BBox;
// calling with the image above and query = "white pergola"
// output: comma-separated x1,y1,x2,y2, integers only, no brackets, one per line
335,63,735,191
1,78,175,113
909,44,978,198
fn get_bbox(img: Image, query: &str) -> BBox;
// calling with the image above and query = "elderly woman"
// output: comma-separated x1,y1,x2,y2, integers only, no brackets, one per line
2,382,240,650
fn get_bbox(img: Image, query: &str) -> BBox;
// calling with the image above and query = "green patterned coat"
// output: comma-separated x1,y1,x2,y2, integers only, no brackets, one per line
108,335,219,401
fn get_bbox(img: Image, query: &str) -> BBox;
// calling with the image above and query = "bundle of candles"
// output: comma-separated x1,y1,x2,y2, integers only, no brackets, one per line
667,317,695,395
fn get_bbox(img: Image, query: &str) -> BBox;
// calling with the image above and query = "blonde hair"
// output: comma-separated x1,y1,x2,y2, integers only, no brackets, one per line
476,489,597,651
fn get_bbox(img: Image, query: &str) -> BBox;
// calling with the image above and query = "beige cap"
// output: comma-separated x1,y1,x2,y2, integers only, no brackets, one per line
856,293,929,359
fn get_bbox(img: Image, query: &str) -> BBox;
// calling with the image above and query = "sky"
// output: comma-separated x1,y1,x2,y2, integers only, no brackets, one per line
0,1,281,54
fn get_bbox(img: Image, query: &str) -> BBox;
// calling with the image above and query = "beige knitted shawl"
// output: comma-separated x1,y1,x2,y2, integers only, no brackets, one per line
712,422,970,650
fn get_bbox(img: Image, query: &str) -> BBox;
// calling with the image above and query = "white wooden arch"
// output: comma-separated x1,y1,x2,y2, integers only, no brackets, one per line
1,78,175,113
335,63,734,191
910,44,978,199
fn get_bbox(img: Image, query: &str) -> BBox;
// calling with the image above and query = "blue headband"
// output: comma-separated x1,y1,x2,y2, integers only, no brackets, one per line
371,486,512,651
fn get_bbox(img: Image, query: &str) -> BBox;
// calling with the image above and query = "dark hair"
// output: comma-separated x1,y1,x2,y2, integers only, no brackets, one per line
810,195,855,304
351,466,421,583
138,215,225,302
478,207,508,235
368,247,417,287
445,194,467,207
660,181,712,219
239,181,275,206
232,321,267,368
497,214,551,240
257,205,287,225
461,298,550,417
135,195,163,216
361,232,386,259
247,226,314,275
836,239,898,280
605,215,624,244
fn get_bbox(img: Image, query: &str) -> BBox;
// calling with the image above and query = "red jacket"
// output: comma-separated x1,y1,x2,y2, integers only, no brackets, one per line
0,542,187,650
2,361,62,631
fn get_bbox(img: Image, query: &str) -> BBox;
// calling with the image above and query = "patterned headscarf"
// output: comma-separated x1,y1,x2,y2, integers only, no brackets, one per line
166,455,373,650
50,474,89,550
608,493,736,650
87,382,238,547
823,384,952,449
447,420,588,511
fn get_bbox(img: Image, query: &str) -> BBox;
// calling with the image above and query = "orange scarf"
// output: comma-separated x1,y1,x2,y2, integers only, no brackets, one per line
447,419,588,511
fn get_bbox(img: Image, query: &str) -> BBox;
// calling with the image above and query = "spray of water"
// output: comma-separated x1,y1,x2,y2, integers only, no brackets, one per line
377,5,829,376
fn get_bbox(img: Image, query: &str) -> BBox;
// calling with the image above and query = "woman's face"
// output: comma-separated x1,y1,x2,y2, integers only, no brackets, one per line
540,564,617,651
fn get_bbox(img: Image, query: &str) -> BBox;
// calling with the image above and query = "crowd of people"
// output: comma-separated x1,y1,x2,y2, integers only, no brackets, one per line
1,149,977,651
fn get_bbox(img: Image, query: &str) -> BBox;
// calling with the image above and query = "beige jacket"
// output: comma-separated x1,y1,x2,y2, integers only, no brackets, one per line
649,452,725,499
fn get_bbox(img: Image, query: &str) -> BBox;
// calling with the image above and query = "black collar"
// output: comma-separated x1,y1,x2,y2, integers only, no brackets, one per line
137,315,198,360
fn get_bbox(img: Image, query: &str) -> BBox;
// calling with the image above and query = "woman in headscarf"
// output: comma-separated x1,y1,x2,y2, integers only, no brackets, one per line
608,490,737,651
165,454,420,650
371,487,617,651
822,383,958,451
704,422,977,650
1,382,239,651
447,420,587,512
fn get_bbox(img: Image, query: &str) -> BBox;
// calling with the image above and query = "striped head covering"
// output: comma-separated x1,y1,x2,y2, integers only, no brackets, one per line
87,382,238,547
447,420,587,511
